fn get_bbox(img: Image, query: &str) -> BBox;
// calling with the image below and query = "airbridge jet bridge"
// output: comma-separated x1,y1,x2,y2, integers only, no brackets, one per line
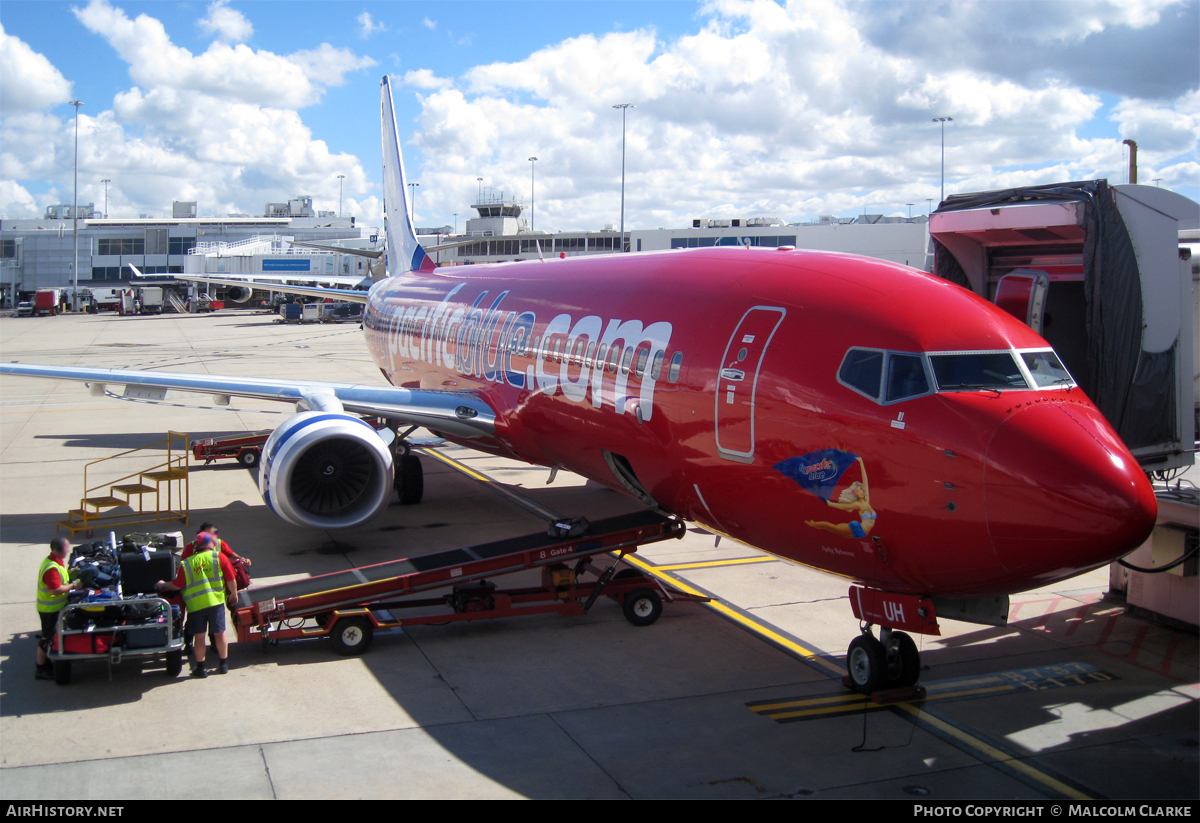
929,181,1198,475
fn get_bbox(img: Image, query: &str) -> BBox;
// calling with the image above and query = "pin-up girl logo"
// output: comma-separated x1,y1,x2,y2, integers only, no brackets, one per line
774,450,877,539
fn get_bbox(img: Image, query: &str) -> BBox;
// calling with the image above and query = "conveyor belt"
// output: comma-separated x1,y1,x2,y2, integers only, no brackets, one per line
238,509,678,612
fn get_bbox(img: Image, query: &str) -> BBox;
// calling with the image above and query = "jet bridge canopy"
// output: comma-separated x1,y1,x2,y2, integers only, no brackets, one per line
930,180,1198,473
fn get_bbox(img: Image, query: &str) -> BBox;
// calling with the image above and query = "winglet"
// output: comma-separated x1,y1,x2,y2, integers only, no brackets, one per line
381,76,435,276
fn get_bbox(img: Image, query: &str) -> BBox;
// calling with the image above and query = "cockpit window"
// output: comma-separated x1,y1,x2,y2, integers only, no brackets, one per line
929,352,1029,391
1020,350,1075,388
886,353,930,402
838,349,883,400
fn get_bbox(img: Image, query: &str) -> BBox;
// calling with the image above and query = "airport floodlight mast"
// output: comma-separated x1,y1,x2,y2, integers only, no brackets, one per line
408,182,419,222
337,174,345,217
906,203,913,219
477,177,483,202
71,100,83,311
927,198,934,215
614,103,635,251
453,213,457,234
529,157,538,234
933,116,952,203
101,179,110,219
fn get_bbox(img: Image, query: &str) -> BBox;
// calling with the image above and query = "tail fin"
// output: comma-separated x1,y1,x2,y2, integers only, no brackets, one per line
381,76,434,276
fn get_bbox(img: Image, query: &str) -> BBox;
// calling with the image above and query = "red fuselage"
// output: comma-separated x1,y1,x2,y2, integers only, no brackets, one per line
363,247,1156,599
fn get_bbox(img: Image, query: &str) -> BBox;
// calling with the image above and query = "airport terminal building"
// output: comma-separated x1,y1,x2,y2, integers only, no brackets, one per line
0,196,366,306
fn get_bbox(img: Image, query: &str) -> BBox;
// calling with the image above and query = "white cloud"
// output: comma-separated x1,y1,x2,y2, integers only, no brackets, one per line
0,179,39,218
0,24,73,115
423,17,437,30
74,0,373,109
198,0,253,44
402,69,454,91
358,11,386,38
396,0,1197,231
1,1,378,221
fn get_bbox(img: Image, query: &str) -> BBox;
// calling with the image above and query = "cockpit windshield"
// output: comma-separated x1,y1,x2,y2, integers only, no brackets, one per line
928,352,1028,391
1020,349,1075,388
838,346,1075,405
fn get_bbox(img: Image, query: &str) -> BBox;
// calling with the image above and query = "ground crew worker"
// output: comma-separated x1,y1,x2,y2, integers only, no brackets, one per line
36,537,80,680
181,522,251,567
179,522,249,654
156,533,237,677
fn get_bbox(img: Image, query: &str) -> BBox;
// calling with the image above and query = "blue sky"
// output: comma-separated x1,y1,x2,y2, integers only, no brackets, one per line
2,1,1196,230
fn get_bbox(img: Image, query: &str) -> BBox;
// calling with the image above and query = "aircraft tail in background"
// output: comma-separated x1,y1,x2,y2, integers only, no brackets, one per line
381,75,434,277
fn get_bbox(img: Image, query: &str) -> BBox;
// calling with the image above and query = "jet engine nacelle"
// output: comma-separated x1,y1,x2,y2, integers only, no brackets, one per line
226,286,254,304
259,412,394,529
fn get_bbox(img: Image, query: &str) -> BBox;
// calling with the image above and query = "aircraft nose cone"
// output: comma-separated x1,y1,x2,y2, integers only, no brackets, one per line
983,401,1156,582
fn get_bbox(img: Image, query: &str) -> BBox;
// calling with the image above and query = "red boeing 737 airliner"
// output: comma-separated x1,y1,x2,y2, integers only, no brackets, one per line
1,77,1156,693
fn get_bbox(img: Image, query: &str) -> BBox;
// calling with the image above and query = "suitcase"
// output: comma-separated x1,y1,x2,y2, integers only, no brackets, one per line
124,623,169,649
119,551,176,595
55,632,114,654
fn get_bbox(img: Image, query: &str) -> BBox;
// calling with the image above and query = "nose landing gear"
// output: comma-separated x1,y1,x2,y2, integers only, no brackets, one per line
845,626,921,695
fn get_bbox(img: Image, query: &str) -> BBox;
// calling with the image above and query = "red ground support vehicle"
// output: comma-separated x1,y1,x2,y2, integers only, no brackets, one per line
191,432,269,467
34,289,63,316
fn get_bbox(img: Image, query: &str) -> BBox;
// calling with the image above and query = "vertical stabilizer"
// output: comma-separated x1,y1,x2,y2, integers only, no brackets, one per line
381,76,433,276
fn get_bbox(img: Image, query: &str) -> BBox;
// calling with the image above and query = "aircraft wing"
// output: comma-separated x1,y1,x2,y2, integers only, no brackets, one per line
0,362,496,439
169,273,370,303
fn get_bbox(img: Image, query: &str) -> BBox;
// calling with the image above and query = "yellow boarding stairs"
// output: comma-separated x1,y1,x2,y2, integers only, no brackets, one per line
58,431,190,537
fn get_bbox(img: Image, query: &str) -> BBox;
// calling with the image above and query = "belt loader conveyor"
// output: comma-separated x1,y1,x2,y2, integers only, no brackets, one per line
234,510,707,655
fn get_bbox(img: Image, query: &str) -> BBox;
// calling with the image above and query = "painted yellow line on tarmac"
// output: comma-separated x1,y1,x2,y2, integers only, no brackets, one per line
752,692,867,713
656,556,777,571
892,702,1093,800
420,448,495,484
622,554,846,678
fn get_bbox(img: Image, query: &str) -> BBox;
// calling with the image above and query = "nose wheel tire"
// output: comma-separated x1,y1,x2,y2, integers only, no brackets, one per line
330,616,374,656
846,634,886,694
884,631,921,688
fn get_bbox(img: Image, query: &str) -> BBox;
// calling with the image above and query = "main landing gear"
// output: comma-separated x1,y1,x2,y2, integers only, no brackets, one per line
845,625,920,695
393,440,424,505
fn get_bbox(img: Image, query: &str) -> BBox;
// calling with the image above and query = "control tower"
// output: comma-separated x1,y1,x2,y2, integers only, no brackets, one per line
465,189,529,236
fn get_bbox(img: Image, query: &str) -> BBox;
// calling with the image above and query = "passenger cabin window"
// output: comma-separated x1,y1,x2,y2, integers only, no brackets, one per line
620,346,635,375
668,351,683,383
634,347,648,378
607,346,623,373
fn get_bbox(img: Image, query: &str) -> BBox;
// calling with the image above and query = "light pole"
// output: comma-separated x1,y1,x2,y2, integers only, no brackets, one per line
408,182,419,223
337,174,345,217
477,177,483,202
528,156,538,233
70,100,83,311
927,198,933,215
453,213,458,234
906,203,913,220
933,116,952,203
613,103,635,251
101,179,110,219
